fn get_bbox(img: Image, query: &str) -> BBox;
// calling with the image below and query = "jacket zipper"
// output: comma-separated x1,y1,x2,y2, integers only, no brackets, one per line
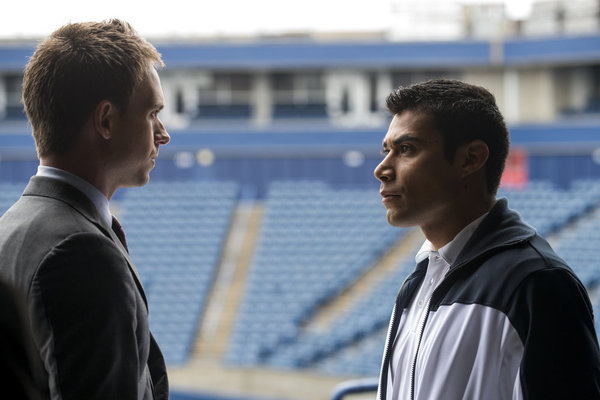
380,272,414,400
379,303,399,400
409,264,461,400
410,295,432,400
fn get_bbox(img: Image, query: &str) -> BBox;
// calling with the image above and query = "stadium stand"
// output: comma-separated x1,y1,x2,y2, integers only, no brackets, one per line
118,181,239,365
226,181,406,368
553,180,600,287
222,179,600,378
498,180,600,237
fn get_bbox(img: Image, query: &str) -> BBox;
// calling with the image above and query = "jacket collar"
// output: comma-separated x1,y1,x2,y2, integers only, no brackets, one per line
24,175,110,232
450,198,536,271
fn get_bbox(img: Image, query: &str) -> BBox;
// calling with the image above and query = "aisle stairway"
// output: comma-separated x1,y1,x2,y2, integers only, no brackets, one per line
193,202,263,360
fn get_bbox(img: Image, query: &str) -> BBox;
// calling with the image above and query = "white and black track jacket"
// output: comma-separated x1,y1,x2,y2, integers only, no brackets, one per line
378,199,600,400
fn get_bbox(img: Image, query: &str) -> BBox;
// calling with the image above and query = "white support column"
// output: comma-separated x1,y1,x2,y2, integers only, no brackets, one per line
325,70,345,120
517,68,556,122
181,74,203,116
503,68,520,124
0,76,6,120
377,72,393,113
251,72,272,127
568,67,592,111
352,72,371,124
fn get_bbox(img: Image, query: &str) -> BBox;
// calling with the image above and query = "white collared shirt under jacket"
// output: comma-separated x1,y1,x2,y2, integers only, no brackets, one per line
388,213,487,400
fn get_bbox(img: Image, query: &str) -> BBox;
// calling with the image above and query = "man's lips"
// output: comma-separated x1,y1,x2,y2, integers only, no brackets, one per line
380,191,401,201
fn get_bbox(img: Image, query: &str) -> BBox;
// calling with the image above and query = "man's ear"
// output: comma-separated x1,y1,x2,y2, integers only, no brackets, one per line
92,100,116,140
457,139,489,178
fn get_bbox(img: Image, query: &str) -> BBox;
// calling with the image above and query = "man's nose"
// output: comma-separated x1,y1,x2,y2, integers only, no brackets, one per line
374,159,393,183
155,119,170,145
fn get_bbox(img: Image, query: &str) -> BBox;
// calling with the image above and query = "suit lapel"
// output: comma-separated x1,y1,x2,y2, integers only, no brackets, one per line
104,224,147,306
23,176,148,308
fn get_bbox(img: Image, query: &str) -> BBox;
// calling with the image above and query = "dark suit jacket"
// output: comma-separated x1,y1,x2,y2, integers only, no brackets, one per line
0,278,45,400
0,176,168,400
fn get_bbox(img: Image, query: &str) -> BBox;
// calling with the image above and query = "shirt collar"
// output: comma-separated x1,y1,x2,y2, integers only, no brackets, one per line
36,165,112,227
415,210,491,265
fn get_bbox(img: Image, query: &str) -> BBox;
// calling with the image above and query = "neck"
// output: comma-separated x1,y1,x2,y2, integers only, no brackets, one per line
40,153,115,200
421,195,495,250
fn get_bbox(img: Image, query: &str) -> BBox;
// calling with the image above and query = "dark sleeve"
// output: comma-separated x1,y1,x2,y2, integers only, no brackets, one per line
30,232,147,400
0,279,45,400
514,268,600,399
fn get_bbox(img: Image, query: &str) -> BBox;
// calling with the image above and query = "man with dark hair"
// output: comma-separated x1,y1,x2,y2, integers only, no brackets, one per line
0,19,170,399
375,79,600,399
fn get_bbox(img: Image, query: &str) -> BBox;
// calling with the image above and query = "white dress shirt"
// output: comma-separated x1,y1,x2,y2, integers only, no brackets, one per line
388,211,489,400
36,166,112,227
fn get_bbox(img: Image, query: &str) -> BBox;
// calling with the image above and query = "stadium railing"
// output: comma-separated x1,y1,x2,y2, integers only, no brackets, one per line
330,377,379,400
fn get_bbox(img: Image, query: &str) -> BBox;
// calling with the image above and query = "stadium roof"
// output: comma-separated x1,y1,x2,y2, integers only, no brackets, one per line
1,33,599,72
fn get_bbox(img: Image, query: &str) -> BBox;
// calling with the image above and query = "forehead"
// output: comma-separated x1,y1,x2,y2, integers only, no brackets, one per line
127,67,164,110
382,111,442,147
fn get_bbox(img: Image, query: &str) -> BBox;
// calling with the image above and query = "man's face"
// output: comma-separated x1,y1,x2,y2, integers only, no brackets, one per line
374,111,462,230
110,67,170,188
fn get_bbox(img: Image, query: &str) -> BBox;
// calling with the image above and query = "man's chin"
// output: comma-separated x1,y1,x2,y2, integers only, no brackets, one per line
122,174,151,189
386,212,413,228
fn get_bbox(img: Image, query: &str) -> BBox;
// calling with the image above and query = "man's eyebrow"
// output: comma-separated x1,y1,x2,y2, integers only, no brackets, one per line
382,134,425,148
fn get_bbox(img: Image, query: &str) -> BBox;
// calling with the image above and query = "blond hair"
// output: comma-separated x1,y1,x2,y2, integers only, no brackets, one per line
23,19,164,157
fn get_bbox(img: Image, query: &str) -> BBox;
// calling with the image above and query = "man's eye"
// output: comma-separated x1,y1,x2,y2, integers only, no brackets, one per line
380,149,390,156
399,145,412,153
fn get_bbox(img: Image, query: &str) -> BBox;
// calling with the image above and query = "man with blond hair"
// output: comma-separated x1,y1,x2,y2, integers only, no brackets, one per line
0,19,170,399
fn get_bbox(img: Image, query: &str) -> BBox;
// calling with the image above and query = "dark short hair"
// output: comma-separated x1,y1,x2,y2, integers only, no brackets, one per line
386,79,510,194
22,19,164,158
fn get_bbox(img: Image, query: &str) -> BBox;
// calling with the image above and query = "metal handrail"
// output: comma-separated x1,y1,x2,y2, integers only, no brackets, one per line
330,377,379,400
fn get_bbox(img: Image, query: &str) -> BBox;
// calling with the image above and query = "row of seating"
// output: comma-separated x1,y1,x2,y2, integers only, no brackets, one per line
120,181,239,365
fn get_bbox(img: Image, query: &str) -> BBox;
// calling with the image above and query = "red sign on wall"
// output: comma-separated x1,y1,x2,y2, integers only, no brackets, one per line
500,147,529,189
